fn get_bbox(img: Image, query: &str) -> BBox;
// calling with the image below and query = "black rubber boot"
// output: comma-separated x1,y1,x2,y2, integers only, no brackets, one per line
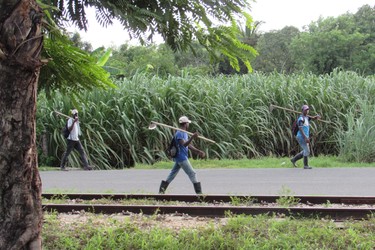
303,156,312,169
291,152,303,167
159,180,169,194
193,182,202,194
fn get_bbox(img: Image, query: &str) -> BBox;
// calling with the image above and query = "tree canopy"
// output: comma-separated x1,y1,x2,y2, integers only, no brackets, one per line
290,4,374,75
50,0,257,71
83,4,375,77
241,4,375,75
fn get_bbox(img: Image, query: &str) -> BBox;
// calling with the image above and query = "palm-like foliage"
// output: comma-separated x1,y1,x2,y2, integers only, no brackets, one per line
40,36,116,95
49,0,257,71
239,20,264,46
37,0,115,95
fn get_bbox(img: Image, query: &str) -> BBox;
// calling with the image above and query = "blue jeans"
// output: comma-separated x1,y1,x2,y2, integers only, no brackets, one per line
297,136,310,157
166,159,198,183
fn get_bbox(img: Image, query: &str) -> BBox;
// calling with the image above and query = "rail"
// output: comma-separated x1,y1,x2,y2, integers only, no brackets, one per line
42,193,375,220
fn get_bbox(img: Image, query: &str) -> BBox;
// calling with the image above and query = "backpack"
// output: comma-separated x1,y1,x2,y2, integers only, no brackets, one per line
166,135,179,158
61,120,70,138
292,116,304,136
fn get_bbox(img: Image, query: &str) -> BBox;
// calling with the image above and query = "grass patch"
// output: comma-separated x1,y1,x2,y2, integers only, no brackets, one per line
42,212,375,249
38,166,58,171
136,156,375,169
276,186,301,207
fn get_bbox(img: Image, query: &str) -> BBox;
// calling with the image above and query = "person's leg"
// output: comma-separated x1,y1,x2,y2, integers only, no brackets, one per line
158,180,169,194
180,160,202,194
165,162,181,183
297,137,311,169
74,141,91,170
291,151,303,167
60,140,75,170
180,160,198,183
303,155,311,169
159,162,181,194
193,182,202,194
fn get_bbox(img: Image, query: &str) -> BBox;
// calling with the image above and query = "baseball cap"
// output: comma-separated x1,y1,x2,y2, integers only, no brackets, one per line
302,105,309,111
71,109,78,115
178,116,191,124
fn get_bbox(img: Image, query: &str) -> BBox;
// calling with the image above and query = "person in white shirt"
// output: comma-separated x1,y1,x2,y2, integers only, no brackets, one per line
60,109,92,171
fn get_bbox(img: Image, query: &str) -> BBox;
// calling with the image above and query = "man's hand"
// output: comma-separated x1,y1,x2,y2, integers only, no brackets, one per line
198,150,206,158
191,132,200,139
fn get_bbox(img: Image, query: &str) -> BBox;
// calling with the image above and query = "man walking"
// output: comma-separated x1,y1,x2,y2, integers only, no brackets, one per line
60,109,92,171
159,116,205,194
291,105,320,169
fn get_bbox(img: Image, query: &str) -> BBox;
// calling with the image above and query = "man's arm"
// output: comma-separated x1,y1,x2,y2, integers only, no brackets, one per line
68,117,78,131
180,132,198,147
312,114,321,120
179,132,206,157
188,143,206,158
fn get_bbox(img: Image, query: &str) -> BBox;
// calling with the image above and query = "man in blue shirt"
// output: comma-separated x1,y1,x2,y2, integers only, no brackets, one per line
291,105,320,169
159,116,206,194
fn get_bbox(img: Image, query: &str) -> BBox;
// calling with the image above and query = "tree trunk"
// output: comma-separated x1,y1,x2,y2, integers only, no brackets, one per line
0,0,43,249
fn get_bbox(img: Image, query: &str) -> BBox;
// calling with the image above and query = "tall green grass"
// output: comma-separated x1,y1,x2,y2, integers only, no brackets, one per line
336,101,375,162
36,70,375,169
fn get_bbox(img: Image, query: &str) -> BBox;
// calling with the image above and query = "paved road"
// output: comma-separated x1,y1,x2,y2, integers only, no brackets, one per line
40,168,375,196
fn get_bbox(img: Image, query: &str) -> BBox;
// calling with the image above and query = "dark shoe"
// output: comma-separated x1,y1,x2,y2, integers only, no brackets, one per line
159,180,169,194
291,152,303,167
193,182,202,194
290,159,297,168
303,156,311,169
84,166,93,171
60,167,68,171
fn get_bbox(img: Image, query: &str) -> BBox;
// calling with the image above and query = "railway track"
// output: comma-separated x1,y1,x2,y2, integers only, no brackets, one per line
42,193,375,220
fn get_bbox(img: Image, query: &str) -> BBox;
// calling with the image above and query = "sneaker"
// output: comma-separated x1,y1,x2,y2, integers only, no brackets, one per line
303,166,312,169
84,166,93,171
290,159,297,168
60,167,68,171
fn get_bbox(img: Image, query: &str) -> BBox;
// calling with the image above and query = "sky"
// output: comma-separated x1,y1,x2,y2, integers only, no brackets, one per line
66,0,374,49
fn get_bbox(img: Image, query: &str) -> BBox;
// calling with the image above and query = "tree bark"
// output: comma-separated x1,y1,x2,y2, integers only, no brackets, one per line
0,0,43,249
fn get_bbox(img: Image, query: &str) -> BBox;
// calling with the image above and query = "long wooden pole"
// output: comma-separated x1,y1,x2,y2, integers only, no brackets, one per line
150,121,216,144
53,110,71,119
270,104,331,124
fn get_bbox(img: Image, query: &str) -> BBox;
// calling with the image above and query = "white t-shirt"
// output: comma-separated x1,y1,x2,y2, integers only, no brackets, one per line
67,118,81,141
